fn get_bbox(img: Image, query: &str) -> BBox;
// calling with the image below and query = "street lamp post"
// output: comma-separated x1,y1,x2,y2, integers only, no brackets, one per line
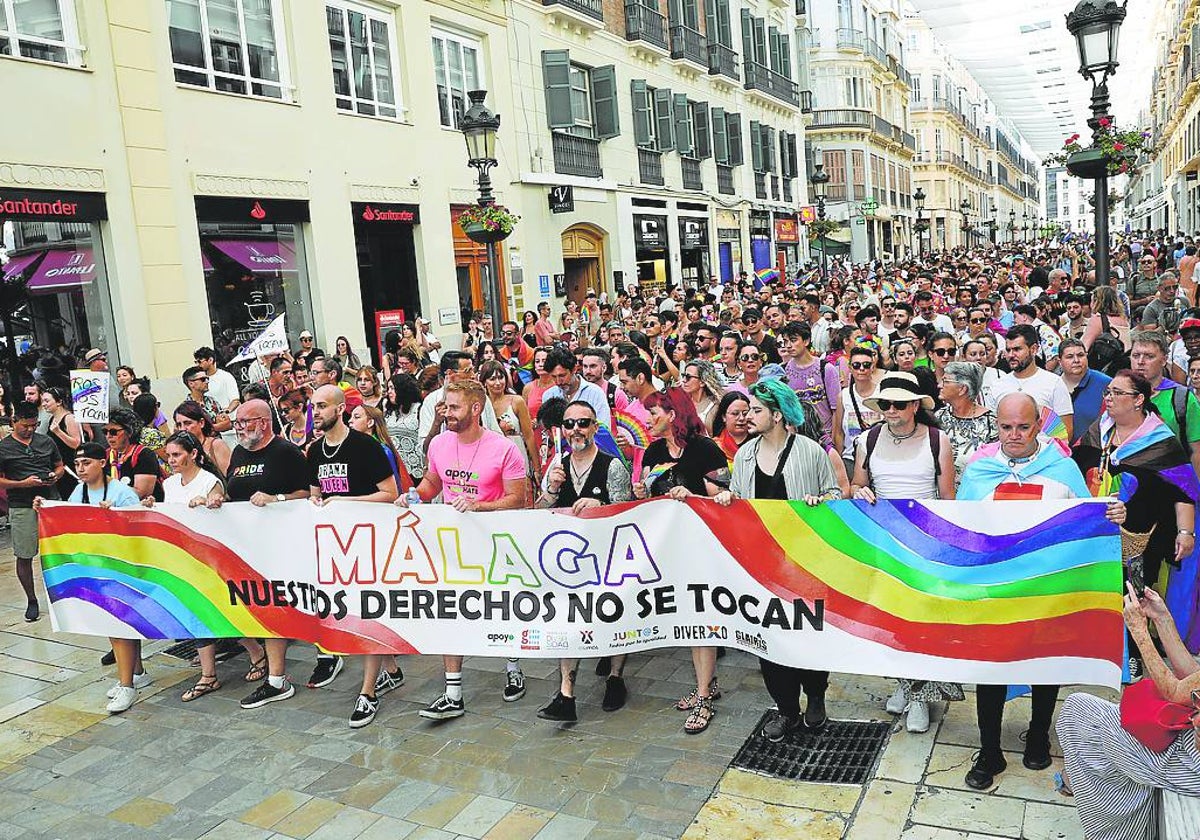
460,90,504,333
960,199,971,248
914,187,927,257
1008,208,1017,243
810,161,830,282
1066,0,1127,290
1022,212,1030,244
989,204,998,245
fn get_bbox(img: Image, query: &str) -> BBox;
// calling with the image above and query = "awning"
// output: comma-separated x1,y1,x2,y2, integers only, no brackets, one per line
207,239,297,273
26,248,95,294
2,250,45,282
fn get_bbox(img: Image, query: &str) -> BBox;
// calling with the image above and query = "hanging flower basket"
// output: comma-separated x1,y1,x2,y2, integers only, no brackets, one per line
458,204,519,244
1044,120,1152,177
1065,149,1112,179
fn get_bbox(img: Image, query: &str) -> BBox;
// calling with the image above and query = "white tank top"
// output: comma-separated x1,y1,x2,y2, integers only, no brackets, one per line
864,428,940,500
840,385,881,459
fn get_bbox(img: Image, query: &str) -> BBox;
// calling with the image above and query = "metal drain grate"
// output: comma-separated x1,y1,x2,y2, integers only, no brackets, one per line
161,638,247,662
731,715,891,785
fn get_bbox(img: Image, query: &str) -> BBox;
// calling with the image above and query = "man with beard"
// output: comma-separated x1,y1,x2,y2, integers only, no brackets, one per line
306,385,399,728
208,399,311,709
398,380,528,721
535,400,634,720
987,324,1074,440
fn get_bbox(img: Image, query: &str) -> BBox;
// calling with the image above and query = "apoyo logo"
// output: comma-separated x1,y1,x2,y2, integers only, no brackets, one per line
249,201,267,220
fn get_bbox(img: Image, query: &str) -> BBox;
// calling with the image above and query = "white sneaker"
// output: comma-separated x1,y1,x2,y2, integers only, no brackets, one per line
905,700,930,733
885,685,907,714
106,685,138,714
107,671,152,698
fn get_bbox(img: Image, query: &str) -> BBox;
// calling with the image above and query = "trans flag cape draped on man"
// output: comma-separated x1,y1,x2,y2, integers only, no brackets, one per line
37,497,1125,688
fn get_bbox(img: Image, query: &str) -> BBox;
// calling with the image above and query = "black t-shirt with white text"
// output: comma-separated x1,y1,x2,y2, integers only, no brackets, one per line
225,436,309,502
307,428,393,498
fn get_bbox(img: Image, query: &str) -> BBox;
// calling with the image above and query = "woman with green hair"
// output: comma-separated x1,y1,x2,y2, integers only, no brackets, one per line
715,378,843,742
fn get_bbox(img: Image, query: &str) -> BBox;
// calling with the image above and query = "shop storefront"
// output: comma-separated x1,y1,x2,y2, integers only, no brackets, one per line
633,213,670,295
715,209,741,283
774,214,799,278
0,188,119,376
352,202,420,368
194,196,316,366
749,211,772,274
678,216,710,289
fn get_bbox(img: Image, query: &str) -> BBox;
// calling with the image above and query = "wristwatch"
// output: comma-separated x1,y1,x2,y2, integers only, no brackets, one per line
1178,529,1194,536
276,493,285,503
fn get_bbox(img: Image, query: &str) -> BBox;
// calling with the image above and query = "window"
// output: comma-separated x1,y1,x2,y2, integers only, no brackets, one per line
432,28,481,128
0,0,83,65
569,64,593,137
168,0,290,99
545,51,619,140
328,3,400,118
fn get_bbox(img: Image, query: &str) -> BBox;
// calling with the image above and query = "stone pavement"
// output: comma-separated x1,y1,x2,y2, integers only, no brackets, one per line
0,539,1095,840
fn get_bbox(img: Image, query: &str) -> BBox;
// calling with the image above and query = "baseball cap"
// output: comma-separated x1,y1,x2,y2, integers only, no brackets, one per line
75,442,107,461
1180,318,1200,333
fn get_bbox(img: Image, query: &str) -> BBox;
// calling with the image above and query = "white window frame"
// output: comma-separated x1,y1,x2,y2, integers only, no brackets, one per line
432,26,483,129
169,0,295,103
566,62,595,139
0,0,85,67
326,0,404,120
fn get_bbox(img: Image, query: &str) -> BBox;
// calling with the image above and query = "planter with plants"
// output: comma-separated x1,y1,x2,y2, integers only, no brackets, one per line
458,203,520,244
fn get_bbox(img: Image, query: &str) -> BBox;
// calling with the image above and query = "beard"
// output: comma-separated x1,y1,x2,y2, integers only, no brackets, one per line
568,436,590,452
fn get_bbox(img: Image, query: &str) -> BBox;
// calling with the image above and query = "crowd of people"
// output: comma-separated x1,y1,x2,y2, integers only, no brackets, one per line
2,232,1200,838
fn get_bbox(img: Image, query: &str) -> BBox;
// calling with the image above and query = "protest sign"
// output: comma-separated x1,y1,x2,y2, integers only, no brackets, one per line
69,370,110,424
229,313,288,364
38,498,1124,688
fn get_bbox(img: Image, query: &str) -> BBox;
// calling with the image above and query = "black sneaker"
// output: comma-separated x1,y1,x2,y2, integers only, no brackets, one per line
503,669,526,702
349,693,378,729
240,679,295,709
100,648,116,666
594,657,612,677
419,693,465,720
601,676,627,712
537,692,578,722
762,712,801,743
1022,732,1053,771
965,753,1007,790
307,655,343,689
374,667,405,696
24,601,39,622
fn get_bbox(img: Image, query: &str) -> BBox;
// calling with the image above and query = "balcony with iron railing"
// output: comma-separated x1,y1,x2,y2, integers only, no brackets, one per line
541,0,603,22
717,164,735,195
886,54,913,88
552,132,603,178
901,131,915,151
681,156,704,190
837,28,865,50
800,89,813,113
670,23,707,66
625,1,667,50
707,42,739,80
638,148,665,185
865,37,888,68
809,108,871,129
743,60,799,107
872,114,894,140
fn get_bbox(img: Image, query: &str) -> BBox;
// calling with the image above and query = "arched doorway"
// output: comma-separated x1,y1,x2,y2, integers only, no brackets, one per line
561,224,606,304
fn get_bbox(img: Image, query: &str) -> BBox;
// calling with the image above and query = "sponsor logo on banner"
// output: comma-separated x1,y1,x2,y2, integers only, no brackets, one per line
674,625,728,641
736,630,768,654
520,629,541,651
612,626,664,648
487,632,516,647
579,630,595,646
545,632,569,650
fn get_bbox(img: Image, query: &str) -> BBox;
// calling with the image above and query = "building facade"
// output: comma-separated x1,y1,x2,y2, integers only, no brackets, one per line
1043,166,1096,236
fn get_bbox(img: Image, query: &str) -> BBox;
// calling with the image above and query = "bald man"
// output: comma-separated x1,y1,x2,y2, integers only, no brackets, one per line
956,391,1125,790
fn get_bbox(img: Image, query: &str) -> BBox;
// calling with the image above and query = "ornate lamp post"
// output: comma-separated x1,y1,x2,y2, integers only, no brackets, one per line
989,203,998,244
1022,211,1030,243
914,187,928,257
460,90,504,332
1008,208,1017,243
810,160,830,281
959,199,971,247
1065,0,1127,289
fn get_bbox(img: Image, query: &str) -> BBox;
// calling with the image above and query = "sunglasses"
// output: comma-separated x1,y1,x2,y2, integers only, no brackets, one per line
189,375,209,382
877,399,913,411
969,317,988,323
561,418,594,430
850,361,873,370
931,347,955,357
739,353,761,362
103,428,124,436
680,372,698,381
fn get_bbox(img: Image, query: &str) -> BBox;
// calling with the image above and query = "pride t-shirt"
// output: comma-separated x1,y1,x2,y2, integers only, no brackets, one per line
426,428,526,504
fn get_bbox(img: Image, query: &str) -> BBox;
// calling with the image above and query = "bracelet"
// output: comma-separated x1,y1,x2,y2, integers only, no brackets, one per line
1179,529,1195,536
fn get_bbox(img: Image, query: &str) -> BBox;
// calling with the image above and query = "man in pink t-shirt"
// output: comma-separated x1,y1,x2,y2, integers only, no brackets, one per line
397,379,528,721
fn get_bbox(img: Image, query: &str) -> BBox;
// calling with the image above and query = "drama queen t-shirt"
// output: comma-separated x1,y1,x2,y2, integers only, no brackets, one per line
426,428,525,504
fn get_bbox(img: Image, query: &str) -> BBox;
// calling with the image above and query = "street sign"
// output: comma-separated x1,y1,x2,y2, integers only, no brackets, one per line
548,185,574,214
855,218,866,225
859,199,878,214
538,274,550,296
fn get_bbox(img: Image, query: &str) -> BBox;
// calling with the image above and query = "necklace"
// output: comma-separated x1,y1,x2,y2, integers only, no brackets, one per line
569,451,596,492
455,434,484,481
889,425,918,445
321,432,347,460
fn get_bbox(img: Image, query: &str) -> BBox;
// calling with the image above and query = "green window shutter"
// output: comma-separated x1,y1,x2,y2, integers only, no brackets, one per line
541,50,574,130
694,101,710,159
754,18,766,63
706,0,718,45
591,65,620,139
750,119,762,171
717,0,732,47
768,27,781,72
674,93,693,156
788,132,799,178
727,112,743,165
764,126,776,172
711,106,728,164
668,0,682,25
654,87,675,151
778,130,789,176
779,34,791,79
631,79,652,147
740,9,753,65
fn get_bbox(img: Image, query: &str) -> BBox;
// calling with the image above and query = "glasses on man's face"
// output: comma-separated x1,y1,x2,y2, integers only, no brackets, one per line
744,317,759,324
233,417,267,429
739,353,761,362
850,361,873,371
877,399,913,411
561,418,594,430
190,375,209,383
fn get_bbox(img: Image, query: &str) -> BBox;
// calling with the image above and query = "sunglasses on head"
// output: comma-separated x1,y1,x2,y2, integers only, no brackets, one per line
876,399,913,411
561,418,594,430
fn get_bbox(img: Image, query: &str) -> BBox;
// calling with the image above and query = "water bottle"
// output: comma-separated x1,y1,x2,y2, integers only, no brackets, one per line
406,487,422,506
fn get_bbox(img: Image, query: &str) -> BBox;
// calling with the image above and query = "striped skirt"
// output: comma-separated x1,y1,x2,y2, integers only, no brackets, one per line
1057,692,1200,840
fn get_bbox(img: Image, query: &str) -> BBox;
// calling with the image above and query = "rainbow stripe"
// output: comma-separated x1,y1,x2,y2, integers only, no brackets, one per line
613,410,652,450
687,499,1122,664
39,507,416,656
1040,406,1068,446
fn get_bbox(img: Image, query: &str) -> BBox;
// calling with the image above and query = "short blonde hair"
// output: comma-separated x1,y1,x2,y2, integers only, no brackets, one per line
444,379,486,409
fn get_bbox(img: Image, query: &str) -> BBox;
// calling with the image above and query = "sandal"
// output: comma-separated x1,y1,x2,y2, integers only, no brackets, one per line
677,678,722,710
1054,772,1073,798
244,655,268,683
684,697,715,734
181,675,221,702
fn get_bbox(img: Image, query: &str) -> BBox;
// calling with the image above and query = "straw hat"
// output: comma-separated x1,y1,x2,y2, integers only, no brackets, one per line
863,371,935,412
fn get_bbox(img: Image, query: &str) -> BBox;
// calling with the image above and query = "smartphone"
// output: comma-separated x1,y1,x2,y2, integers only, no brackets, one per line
1128,554,1146,598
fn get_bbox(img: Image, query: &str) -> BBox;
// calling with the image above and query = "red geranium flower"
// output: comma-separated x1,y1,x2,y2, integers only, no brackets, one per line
1098,116,1111,128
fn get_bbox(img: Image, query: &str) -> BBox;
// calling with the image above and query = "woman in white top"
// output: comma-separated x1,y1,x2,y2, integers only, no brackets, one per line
143,431,266,702
832,345,883,476
850,371,958,735
680,360,724,435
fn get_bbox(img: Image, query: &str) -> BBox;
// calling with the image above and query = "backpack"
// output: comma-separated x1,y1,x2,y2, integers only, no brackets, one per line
1169,384,1192,456
1088,313,1129,376
862,423,942,490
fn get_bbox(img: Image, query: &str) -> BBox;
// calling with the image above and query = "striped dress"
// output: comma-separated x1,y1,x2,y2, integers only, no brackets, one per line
1057,692,1200,839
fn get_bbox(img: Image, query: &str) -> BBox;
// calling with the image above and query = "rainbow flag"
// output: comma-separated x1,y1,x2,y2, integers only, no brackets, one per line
1039,406,1070,453
612,409,652,451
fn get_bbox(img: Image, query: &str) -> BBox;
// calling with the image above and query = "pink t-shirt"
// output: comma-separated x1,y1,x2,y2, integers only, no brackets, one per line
427,428,526,504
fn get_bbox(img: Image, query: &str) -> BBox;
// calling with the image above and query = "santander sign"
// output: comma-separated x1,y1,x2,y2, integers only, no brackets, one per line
0,197,80,217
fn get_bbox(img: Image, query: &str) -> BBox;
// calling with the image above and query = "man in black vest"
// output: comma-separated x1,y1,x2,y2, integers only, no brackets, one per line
535,400,633,722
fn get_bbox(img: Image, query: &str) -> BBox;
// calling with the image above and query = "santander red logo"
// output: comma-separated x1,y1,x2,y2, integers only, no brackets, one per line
359,205,415,222
362,206,376,221
249,201,267,220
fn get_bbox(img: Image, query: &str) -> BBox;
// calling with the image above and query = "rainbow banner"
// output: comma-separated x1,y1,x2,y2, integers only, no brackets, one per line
38,498,1124,686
